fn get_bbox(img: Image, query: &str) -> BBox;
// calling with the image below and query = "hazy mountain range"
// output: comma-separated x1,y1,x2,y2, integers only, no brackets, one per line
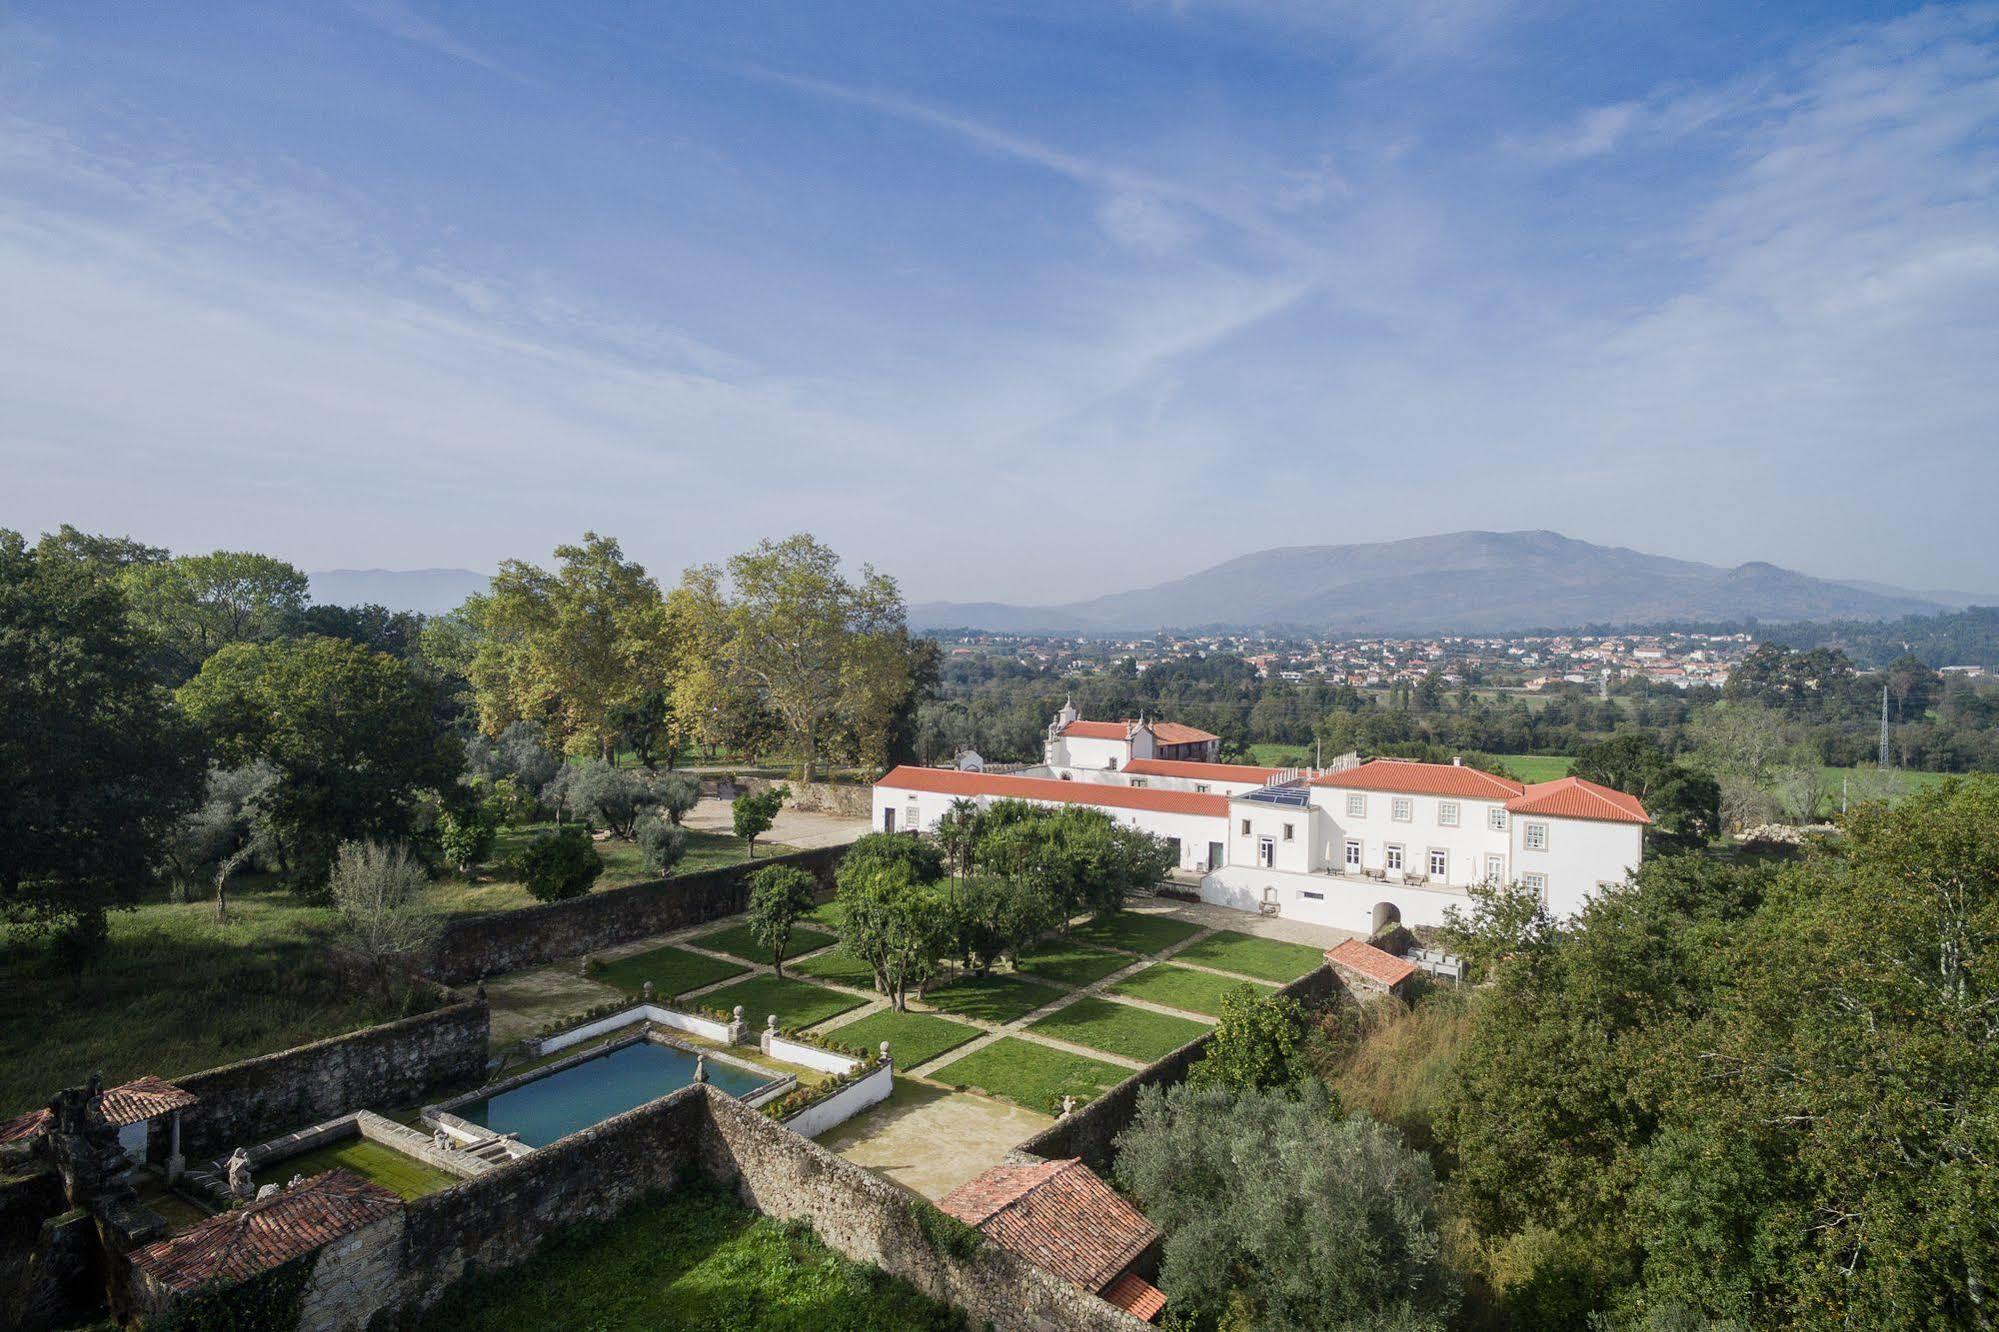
908,531,1984,635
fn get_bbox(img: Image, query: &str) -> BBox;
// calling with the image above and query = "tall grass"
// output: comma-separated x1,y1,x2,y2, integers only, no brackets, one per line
1315,985,1475,1158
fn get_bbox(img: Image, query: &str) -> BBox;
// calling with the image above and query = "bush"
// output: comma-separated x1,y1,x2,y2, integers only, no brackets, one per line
732,784,788,856
635,817,687,876
656,772,700,825
520,825,604,902
558,758,659,839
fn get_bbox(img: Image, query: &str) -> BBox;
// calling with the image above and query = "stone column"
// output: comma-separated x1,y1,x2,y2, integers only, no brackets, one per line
728,1005,749,1045
760,1013,777,1056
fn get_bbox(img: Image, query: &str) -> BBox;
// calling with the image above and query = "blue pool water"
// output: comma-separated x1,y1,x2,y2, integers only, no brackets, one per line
456,1041,773,1147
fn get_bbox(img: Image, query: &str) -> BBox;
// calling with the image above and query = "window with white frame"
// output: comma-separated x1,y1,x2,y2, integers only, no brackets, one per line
906,801,920,829
1344,839,1362,868
1385,844,1404,871
1428,848,1448,879
1523,821,1549,851
1488,807,1508,831
1522,872,1547,896
1485,853,1506,882
1392,797,1413,822
1438,801,1459,827
1346,793,1366,818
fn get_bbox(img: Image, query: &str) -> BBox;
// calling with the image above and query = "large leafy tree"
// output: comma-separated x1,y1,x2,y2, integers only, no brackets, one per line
119,549,310,681
469,534,676,759
836,848,948,1010
177,635,461,886
0,531,205,966
971,800,1174,920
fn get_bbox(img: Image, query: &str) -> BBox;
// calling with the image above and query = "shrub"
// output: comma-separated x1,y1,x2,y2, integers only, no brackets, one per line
635,818,687,877
520,825,604,902
732,784,788,856
745,864,817,978
656,772,700,826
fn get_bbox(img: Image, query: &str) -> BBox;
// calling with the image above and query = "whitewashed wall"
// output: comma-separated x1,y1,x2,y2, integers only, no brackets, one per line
781,1059,894,1139
1310,789,1515,888
870,783,1227,873
1512,816,1643,919
1201,865,1473,933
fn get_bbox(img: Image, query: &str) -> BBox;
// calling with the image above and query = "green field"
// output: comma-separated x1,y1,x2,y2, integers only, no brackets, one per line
1069,911,1204,955
1495,754,1575,782
1014,939,1132,988
415,1184,959,1332
1109,963,1275,1017
792,945,877,989
432,824,796,917
929,1037,1131,1114
0,883,439,1119
826,1009,982,1070
690,922,838,968
254,1137,457,1200
1248,744,1313,767
1172,930,1324,983
595,945,748,1000
1025,996,1211,1062
700,975,866,1030
923,972,1067,1025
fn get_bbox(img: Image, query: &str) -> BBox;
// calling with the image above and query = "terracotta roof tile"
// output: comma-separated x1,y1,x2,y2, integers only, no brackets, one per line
1309,759,1524,800
1061,720,1130,740
0,1108,50,1145
1145,721,1219,745
1506,776,1650,824
940,1159,1158,1294
1327,938,1417,988
1103,1271,1168,1321
878,766,1229,819
1120,758,1281,783
98,1076,197,1127
130,1170,400,1293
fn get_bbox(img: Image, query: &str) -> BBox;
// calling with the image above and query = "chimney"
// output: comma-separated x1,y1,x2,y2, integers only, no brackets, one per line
1452,756,1462,767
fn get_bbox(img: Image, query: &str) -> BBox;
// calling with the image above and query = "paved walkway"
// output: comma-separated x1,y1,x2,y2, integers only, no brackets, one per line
682,797,869,851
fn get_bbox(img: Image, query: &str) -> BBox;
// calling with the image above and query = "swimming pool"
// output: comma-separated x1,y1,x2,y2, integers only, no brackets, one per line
452,1040,779,1148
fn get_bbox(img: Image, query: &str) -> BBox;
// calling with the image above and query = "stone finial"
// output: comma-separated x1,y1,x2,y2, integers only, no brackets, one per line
226,1148,254,1201
880,1041,892,1066
255,1183,279,1200
642,981,655,1003
693,1053,709,1085
287,1174,306,1190
766,1013,778,1031
1059,1095,1076,1118
734,1005,746,1021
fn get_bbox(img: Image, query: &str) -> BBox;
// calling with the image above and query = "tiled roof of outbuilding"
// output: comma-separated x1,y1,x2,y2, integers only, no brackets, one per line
940,1158,1158,1296
129,1170,400,1293
1309,759,1525,800
1505,776,1650,824
1327,938,1417,988
1120,758,1281,783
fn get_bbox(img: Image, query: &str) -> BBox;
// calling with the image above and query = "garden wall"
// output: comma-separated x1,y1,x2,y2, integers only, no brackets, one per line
430,844,848,983
159,994,489,1165
743,776,874,819
1015,963,1345,1172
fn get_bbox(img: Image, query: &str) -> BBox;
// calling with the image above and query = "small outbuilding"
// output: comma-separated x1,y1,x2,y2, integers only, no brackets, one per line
1325,937,1418,1001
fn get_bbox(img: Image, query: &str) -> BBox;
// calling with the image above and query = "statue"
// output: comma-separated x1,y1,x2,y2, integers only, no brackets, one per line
1059,1095,1076,1118
433,1129,454,1151
288,1174,306,1189
880,1042,892,1067
642,980,655,1003
255,1183,279,1200
227,1148,255,1201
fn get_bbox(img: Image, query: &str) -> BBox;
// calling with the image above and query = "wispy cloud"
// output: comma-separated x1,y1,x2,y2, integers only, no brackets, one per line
346,0,533,83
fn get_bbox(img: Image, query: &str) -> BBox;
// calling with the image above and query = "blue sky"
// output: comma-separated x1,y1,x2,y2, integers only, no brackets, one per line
3,1,1995,603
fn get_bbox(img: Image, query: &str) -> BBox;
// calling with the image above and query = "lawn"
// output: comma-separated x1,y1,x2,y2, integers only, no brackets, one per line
1025,997,1211,1063
253,1137,457,1200
0,883,440,1119
415,1183,959,1332
1014,939,1132,988
1495,754,1575,783
792,945,877,989
430,824,797,917
700,975,866,1029
922,972,1067,1025
929,1037,1130,1114
1069,911,1204,956
1109,963,1275,1017
1172,929,1325,983
690,922,839,967
825,1009,982,1070
594,945,748,1000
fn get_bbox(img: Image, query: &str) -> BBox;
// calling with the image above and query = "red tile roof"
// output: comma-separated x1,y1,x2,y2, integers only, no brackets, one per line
0,1076,197,1145
1103,1271,1168,1321
1506,776,1650,824
1326,938,1417,988
878,766,1229,819
1310,758,1525,800
130,1170,400,1294
940,1158,1158,1295
0,1108,49,1145
1121,758,1282,783
1061,720,1131,740
1146,721,1219,745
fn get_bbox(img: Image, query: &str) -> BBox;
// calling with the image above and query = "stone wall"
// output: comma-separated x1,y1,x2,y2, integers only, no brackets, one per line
429,844,848,983
161,996,489,1165
743,776,874,819
1016,963,1345,1172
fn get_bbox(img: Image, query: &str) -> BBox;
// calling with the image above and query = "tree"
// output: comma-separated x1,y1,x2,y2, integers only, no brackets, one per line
946,873,1058,975
177,635,460,887
328,840,441,1001
1114,1081,1458,1332
0,530,205,974
1190,986,1313,1094
934,798,982,880
1437,877,1557,982
746,864,818,978
559,758,659,839
838,856,948,1009
164,762,279,917
732,784,789,858
607,687,676,768
119,549,309,681
468,534,676,759
655,772,700,826
635,817,687,876
436,796,503,875
971,801,1174,921
519,825,603,902
834,831,945,897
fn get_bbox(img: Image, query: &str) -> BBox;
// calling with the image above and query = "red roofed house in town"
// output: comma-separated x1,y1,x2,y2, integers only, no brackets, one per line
1045,699,1220,769
940,1157,1166,1322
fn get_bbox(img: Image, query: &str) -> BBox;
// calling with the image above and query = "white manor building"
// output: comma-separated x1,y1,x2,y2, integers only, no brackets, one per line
873,706,1648,935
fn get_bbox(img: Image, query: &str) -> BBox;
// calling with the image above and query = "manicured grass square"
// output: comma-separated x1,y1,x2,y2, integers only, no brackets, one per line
1026,996,1211,1062
828,1009,981,1070
690,921,837,967
792,944,876,989
924,973,1067,1025
802,899,845,932
699,975,865,1029
1109,963,1276,1017
1172,930,1325,983
930,1037,1130,1114
1070,911,1204,956
595,945,747,999
1015,939,1132,988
